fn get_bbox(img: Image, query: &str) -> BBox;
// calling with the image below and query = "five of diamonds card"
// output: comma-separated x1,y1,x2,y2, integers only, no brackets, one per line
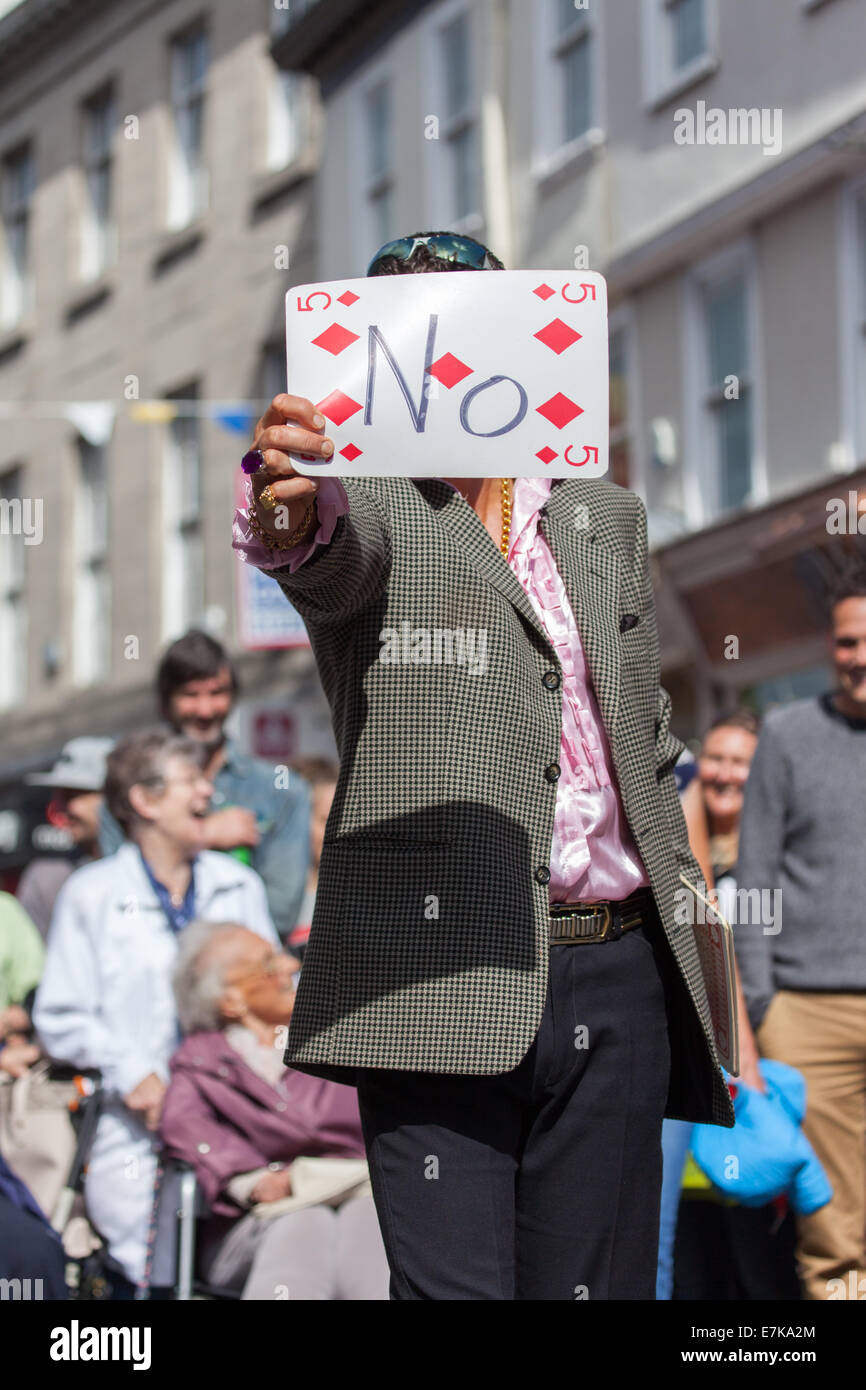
285,270,608,479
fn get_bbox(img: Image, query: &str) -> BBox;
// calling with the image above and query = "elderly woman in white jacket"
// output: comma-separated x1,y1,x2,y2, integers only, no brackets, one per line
33,728,278,1293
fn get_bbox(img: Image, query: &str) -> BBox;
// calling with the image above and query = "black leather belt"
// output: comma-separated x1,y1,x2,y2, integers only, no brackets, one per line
549,888,655,944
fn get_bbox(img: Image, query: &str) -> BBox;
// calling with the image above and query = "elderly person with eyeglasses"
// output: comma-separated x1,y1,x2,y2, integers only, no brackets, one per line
160,921,388,1300
33,728,278,1294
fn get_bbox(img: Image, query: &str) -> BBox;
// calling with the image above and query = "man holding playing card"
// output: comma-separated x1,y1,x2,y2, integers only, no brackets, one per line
233,232,734,1300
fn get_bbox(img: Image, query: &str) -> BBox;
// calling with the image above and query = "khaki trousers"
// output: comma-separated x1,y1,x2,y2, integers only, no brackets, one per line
757,990,866,1301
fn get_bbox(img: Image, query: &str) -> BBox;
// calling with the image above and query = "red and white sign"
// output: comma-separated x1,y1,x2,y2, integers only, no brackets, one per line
285,271,609,479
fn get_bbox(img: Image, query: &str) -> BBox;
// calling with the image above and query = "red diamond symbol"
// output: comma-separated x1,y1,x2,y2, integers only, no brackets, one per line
536,447,558,465
534,318,582,355
337,291,359,306
536,393,584,430
340,443,362,462
427,352,473,389
533,283,556,300
311,322,360,356
316,390,363,426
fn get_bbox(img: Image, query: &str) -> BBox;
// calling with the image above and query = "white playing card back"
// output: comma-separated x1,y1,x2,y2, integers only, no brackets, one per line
285,270,608,478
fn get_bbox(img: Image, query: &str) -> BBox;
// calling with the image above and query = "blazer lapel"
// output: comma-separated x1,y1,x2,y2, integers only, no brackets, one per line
414,478,546,642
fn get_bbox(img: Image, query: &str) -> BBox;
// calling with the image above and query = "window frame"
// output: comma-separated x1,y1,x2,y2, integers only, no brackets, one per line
682,238,766,527
161,386,205,641
642,0,719,112
266,0,314,173
72,438,111,688
167,20,209,232
346,54,396,275
79,84,117,283
0,142,34,330
838,174,866,473
422,0,483,234
532,0,606,187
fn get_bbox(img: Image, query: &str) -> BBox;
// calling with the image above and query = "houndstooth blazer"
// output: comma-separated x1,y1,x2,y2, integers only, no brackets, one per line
269,476,734,1128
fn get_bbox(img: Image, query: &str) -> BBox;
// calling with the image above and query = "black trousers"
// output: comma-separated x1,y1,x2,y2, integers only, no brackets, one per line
355,909,675,1300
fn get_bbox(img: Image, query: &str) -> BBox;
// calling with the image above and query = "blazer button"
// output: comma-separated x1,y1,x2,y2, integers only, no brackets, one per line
544,762,561,782
535,865,551,885
275,1101,287,1112
197,1142,210,1155
542,670,560,691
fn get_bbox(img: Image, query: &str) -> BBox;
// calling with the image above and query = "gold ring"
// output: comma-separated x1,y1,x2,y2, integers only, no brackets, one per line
259,485,277,512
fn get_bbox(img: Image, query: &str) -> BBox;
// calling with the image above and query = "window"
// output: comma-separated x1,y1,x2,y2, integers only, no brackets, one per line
267,73,307,171
533,1,602,178
0,468,27,707
168,24,208,230
702,273,752,512
162,387,204,639
364,82,393,247
267,0,312,170
438,11,478,223
643,0,716,105
553,0,593,146
686,251,758,522
667,0,707,69
1,144,34,330
80,87,115,281
608,324,632,490
73,440,110,686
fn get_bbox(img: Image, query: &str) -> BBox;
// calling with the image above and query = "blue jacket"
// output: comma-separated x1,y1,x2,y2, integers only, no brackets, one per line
691,1059,832,1214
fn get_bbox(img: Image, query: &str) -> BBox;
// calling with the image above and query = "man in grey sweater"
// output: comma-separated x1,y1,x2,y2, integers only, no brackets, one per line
734,564,866,1301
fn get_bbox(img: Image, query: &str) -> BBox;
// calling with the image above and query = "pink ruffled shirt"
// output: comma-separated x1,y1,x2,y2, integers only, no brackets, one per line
233,475,649,904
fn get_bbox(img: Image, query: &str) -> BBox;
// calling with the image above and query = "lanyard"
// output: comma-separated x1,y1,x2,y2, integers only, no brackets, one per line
138,850,197,935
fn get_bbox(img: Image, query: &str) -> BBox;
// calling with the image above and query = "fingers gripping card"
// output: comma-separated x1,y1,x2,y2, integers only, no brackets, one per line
285,270,608,478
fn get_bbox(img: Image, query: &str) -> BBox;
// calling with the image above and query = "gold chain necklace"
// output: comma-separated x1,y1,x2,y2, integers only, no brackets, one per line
500,477,512,557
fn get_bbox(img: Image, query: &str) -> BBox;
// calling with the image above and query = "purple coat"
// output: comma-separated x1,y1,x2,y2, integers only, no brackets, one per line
160,1030,366,1218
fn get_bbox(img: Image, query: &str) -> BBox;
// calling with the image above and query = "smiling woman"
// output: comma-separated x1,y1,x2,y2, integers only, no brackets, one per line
33,727,279,1291
104,729,213,867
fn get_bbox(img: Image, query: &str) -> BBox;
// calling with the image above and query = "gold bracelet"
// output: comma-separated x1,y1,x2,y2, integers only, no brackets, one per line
248,498,317,550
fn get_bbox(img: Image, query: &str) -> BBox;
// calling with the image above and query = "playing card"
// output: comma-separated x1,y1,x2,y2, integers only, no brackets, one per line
284,270,608,478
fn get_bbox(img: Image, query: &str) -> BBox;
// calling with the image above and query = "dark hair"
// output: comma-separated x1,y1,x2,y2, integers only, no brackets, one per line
156,630,238,720
369,230,506,276
826,560,866,619
105,728,206,837
704,708,761,740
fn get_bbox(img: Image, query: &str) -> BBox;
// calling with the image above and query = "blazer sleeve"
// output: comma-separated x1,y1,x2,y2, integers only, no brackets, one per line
632,495,706,894
267,481,392,625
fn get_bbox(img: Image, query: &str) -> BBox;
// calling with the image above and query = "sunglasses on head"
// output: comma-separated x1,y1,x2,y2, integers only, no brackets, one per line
366,233,499,277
